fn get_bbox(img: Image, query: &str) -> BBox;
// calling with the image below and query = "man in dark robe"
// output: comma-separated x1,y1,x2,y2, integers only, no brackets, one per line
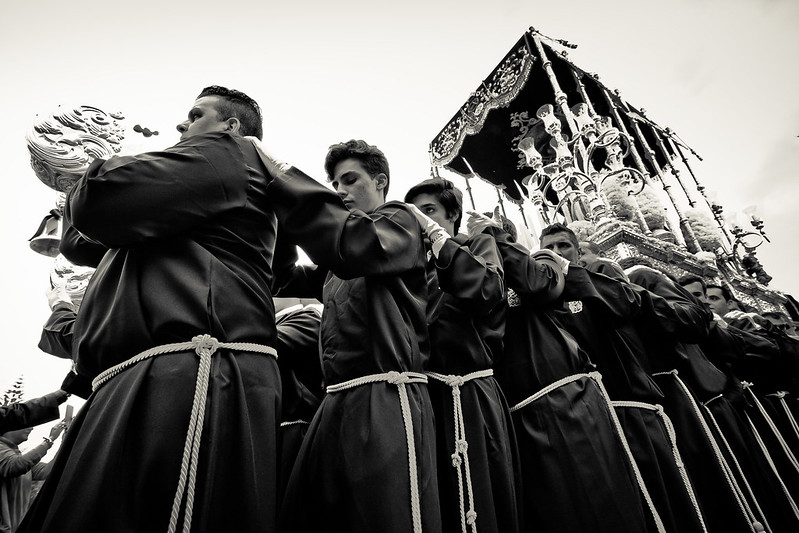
466,213,652,533
539,224,708,533
625,265,773,533
19,86,353,533
678,275,799,532
278,140,440,533
405,179,519,533
273,300,324,505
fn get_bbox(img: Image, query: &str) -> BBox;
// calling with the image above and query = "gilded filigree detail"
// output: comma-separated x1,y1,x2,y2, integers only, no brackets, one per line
27,106,125,192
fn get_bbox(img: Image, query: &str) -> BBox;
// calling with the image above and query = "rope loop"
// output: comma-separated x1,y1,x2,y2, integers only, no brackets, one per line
466,510,477,525
191,334,219,357
451,453,462,467
387,371,409,385
456,439,469,454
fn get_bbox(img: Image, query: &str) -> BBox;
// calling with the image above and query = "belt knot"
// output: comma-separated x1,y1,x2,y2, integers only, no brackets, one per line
191,334,220,357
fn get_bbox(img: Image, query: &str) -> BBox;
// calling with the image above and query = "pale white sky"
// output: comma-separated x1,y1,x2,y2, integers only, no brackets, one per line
1,0,798,439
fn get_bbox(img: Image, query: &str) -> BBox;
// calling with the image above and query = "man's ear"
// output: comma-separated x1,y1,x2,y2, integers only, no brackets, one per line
374,173,388,191
225,117,242,135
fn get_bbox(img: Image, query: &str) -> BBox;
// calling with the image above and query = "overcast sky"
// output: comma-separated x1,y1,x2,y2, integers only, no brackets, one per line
1,0,797,426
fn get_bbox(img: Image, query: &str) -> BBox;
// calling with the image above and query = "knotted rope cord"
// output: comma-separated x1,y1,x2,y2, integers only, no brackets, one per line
701,396,769,532
326,371,428,533
509,372,590,413
510,371,666,533
743,383,799,474
652,370,761,533
767,391,799,443
743,409,799,521
427,369,493,533
91,334,277,533
612,400,708,533
589,372,666,533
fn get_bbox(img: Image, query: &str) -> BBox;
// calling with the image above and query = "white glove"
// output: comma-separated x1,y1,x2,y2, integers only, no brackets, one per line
466,207,501,237
406,203,450,258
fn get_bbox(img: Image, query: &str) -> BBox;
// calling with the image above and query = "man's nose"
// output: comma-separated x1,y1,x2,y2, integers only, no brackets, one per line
176,121,188,134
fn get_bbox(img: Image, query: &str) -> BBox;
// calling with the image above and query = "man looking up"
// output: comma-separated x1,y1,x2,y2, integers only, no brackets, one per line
279,140,441,533
405,179,520,533
20,86,352,533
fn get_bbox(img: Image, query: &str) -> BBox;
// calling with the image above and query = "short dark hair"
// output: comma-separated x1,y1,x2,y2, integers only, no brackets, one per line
324,140,390,196
677,274,706,293
540,223,577,247
197,85,263,140
404,178,463,234
707,283,734,302
483,211,518,243
580,241,601,255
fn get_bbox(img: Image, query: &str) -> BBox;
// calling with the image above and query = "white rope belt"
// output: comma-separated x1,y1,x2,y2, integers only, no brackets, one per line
280,420,310,428
427,369,493,533
652,370,765,533
326,371,428,533
743,409,799,522
92,334,277,533
510,371,666,533
766,391,799,443
743,383,799,474
611,400,708,533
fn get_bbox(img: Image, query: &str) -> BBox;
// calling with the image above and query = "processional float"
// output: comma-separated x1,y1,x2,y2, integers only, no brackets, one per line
27,106,127,308
429,27,791,316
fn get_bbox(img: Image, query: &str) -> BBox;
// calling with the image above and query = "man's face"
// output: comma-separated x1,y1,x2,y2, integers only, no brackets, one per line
330,158,385,213
408,192,456,235
682,281,708,305
175,96,230,141
540,232,579,262
706,287,730,315
577,242,599,268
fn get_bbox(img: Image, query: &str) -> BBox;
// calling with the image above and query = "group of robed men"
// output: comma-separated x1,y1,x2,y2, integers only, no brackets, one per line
18,85,799,533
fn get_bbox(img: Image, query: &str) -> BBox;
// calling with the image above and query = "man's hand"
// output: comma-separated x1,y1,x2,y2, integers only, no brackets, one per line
46,285,73,311
406,203,441,236
48,421,67,442
405,203,450,258
466,207,501,237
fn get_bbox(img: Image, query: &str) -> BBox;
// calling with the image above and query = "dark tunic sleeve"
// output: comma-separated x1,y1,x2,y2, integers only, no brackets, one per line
560,266,642,326
59,220,107,268
433,233,504,315
38,304,76,360
0,394,62,434
65,134,250,247
626,267,712,343
484,226,562,302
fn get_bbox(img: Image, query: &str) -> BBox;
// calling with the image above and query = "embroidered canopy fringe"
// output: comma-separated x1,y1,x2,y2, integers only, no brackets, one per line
511,371,667,533
427,369,494,533
92,334,278,533
611,400,708,533
326,371,429,533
